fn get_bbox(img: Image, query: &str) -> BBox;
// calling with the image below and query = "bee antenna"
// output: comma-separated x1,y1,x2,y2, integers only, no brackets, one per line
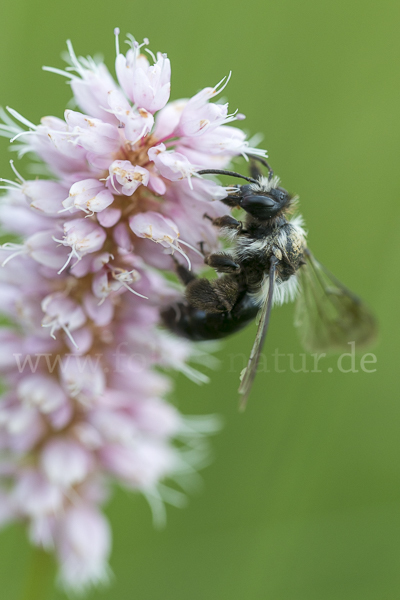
197,169,258,184
247,155,274,180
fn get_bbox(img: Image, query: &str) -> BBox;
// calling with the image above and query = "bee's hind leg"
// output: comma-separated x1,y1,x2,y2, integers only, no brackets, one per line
172,256,197,286
186,276,240,313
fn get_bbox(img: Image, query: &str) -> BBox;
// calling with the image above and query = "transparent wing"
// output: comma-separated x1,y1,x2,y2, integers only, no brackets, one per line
238,257,278,410
294,249,377,352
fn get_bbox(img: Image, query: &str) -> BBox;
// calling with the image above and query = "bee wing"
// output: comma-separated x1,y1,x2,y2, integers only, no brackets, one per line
238,256,278,410
294,248,377,352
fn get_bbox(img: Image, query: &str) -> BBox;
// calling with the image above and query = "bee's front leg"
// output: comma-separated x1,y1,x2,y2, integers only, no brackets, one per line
203,213,243,232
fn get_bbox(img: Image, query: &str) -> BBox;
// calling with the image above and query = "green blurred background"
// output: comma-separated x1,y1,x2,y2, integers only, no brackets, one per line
1,0,399,598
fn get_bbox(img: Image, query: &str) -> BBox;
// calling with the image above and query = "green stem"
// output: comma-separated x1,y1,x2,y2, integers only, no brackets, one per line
20,547,54,600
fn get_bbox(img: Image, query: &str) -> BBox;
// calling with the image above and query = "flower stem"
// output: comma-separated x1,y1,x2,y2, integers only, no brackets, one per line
20,547,54,600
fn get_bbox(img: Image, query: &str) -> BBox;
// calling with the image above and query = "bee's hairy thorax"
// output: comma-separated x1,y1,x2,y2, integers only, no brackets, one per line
232,214,307,304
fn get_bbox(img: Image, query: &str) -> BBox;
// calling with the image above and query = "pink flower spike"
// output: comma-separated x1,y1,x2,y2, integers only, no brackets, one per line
107,161,149,196
0,29,267,593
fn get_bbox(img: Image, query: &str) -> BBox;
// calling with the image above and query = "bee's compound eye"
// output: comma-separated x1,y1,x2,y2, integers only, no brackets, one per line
240,194,277,219
270,189,287,203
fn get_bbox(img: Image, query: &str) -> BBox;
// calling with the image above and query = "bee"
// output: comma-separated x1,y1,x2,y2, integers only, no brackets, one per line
161,156,377,408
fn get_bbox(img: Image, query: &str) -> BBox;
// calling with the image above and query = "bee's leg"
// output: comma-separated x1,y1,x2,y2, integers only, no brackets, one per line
203,213,243,232
214,194,242,210
248,155,274,180
204,252,240,273
186,275,239,313
198,241,207,256
249,158,263,180
172,256,197,285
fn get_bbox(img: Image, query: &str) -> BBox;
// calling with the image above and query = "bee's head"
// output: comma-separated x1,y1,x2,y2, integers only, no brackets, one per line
196,162,295,222
238,176,292,221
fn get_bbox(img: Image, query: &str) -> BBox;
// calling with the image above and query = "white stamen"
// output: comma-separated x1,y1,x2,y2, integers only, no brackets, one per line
0,186,21,192
14,146,31,159
57,206,75,214
1,246,27,267
178,239,204,258
52,238,81,275
42,66,76,80
42,318,58,339
57,252,74,274
9,160,25,183
171,244,191,271
142,488,167,529
159,53,168,81
124,33,137,53
114,27,120,56
10,130,37,143
0,106,19,128
119,281,148,299
145,48,157,63
108,174,119,194
0,126,20,138
157,483,187,508
6,107,36,130
179,363,210,384
212,71,232,97
111,269,148,299
0,178,21,189
57,246,81,274
66,40,84,76
42,319,79,349
61,324,79,349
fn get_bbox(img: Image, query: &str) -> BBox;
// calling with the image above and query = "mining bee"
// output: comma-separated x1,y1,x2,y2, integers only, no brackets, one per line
161,156,377,408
